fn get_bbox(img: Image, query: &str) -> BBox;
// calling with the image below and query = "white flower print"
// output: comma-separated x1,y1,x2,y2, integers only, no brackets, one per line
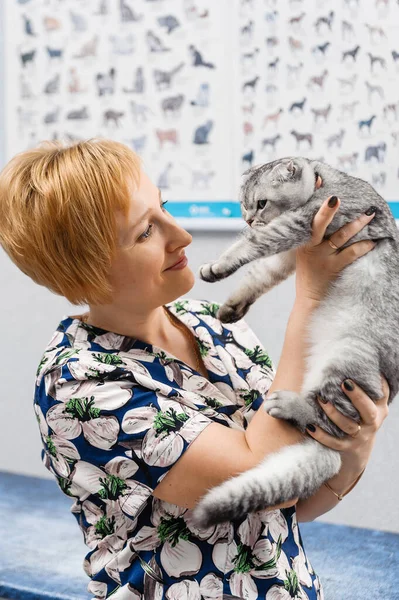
66,352,124,380
165,580,201,600
164,574,224,600
247,365,274,397
215,345,250,391
121,395,211,467
225,342,254,370
213,513,280,600
87,580,108,599
199,573,224,598
193,326,228,375
35,331,66,383
266,576,310,600
180,373,236,409
43,434,80,477
46,379,132,449
259,509,289,544
82,500,131,551
72,459,150,577
130,498,223,577
72,458,150,519
104,583,142,599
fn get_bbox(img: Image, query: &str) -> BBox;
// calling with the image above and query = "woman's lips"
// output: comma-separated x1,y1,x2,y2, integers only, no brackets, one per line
165,255,188,270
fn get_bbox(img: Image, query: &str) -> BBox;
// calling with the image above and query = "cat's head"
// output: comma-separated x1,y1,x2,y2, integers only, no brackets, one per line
240,157,319,227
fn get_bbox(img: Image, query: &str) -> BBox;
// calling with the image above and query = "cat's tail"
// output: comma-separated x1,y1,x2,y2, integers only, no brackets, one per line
191,437,341,528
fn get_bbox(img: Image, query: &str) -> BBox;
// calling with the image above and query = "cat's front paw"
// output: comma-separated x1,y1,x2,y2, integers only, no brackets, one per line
199,262,221,282
217,300,252,323
264,390,310,430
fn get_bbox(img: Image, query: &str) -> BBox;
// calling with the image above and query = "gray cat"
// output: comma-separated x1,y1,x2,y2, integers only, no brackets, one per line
192,156,399,528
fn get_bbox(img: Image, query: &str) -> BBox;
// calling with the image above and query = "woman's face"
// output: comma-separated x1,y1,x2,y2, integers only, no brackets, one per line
109,168,195,313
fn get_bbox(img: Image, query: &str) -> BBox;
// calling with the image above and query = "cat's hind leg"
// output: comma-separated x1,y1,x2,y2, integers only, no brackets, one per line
264,335,384,437
218,249,296,322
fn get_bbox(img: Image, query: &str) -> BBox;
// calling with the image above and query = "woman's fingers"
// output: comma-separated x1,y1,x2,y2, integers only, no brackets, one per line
310,196,377,251
341,377,389,428
305,421,351,451
335,239,376,269
329,210,376,250
306,374,390,450
316,396,361,437
310,196,341,246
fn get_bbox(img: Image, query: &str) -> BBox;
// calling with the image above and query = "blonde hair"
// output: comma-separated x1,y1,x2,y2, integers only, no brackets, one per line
0,138,141,306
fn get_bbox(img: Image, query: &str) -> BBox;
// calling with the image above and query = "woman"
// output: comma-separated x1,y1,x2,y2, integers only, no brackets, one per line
0,139,389,600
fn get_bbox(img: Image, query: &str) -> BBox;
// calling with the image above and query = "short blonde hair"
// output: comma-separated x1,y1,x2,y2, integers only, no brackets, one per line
0,138,141,305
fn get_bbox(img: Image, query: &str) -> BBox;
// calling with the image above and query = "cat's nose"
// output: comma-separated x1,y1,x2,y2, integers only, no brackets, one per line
246,219,254,226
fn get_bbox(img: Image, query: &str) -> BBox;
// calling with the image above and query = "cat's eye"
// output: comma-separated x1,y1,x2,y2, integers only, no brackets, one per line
257,199,268,210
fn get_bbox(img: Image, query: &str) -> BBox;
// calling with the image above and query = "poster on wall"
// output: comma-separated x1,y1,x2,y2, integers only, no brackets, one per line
3,0,399,229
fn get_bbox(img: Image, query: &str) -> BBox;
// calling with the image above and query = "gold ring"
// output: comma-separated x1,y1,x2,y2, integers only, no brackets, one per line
350,424,361,438
328,239,339,250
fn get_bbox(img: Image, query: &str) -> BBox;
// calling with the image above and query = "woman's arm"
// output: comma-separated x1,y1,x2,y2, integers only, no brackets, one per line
153,302,316,509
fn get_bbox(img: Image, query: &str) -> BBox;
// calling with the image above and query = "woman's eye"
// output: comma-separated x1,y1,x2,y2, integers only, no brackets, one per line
257,199,267,210
140,224,153,240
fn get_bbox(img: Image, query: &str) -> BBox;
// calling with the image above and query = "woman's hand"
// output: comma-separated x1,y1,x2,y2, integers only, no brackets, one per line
295,196,377,305
306,374,390,484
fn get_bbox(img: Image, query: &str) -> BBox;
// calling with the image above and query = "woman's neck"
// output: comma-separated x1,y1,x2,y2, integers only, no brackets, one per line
83,304,173,345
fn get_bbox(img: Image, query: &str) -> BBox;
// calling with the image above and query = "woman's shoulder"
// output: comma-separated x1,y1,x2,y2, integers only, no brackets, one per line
171,297,275,370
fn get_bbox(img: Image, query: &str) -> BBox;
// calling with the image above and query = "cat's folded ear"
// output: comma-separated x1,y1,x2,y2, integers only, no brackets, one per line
242,163,264,177
270,160,296,184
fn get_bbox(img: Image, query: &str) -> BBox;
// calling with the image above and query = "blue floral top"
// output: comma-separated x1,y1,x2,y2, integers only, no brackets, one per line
34,298,323,600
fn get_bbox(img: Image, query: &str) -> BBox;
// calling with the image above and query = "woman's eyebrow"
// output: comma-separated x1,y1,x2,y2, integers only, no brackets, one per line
123,189,163,242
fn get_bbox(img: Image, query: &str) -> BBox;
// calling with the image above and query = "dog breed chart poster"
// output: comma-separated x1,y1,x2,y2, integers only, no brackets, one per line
3,0,399,228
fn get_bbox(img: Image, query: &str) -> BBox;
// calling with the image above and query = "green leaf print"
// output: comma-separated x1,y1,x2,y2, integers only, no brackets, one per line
238,388,259,407
46,436,57,457
204,397,223,409
98,475,128,501
64,396,101,421
157,515,190,547
233,542,277,574
36,355,48,377
199,302,220,317
153,407,189,437
197,339,211,357
57,477,72,496
244,345,273,369
152,350,175,365
92,353,124,366
95,515,116,538
284,569,301,597
55,349,80,364
173,300,189,313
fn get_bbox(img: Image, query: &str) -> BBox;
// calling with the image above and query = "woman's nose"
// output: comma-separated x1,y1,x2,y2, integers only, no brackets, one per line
166,221,192,251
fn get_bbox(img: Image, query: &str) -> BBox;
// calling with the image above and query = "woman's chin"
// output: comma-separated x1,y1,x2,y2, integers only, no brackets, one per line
167,268,195,301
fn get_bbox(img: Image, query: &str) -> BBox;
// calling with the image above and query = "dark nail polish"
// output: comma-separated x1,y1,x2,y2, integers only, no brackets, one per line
343,379,354,391
328,196,338,208
306,424,316,432
365,206,377,216
318,395,329,404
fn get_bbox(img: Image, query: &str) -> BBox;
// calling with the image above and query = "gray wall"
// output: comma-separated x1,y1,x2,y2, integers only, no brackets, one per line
0,4,398,534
